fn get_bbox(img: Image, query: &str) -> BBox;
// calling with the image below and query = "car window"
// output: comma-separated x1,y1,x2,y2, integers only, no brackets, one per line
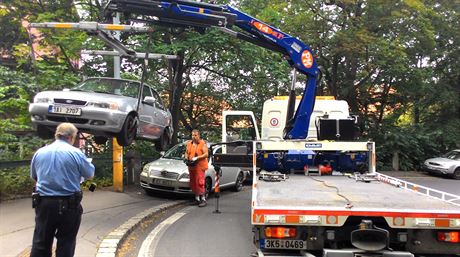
72,78,139,98
142,85,153,98
163,144,186,160
443,151,460,160
151,89,165,110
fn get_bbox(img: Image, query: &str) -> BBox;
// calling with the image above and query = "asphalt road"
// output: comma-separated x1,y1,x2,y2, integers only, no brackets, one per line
133,187,253,257
129,172,460,257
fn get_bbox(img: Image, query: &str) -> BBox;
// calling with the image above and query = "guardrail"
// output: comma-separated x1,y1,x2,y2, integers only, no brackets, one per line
376,172,460,207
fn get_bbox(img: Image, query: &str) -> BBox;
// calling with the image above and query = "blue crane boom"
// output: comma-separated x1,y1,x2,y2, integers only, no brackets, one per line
105,0,319,139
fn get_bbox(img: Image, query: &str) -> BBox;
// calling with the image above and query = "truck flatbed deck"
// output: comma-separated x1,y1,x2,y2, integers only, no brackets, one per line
252,172,460,228
256,173,459,211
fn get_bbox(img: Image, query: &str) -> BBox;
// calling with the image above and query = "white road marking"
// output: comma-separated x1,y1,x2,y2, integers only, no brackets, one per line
137,207,192,257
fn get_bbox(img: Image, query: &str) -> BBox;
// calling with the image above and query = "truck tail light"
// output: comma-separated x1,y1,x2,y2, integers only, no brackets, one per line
264,227,296,238
437,231,459,243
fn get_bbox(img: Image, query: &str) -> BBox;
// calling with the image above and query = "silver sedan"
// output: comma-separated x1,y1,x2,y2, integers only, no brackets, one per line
423,149,460,179
140,142,247,198
29,77,173,149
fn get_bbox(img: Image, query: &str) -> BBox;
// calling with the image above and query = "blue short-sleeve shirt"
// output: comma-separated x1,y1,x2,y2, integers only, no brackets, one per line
31,140,95,196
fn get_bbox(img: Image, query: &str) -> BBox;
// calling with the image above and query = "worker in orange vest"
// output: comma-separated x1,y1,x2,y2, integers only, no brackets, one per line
185,129,209,207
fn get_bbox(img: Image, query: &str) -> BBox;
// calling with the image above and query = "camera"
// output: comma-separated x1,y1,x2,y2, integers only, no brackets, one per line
88,182,97,192
184,159,197,167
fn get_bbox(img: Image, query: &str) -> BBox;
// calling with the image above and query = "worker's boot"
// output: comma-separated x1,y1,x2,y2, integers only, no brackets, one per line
198,195,207,207
190,195,200,205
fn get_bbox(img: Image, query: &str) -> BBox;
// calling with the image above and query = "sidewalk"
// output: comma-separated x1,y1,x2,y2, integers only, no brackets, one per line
0,185,184,257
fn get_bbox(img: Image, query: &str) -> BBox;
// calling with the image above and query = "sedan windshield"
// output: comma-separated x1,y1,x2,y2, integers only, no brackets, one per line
163,143,186,160
442,151,460,160
72,78,139,98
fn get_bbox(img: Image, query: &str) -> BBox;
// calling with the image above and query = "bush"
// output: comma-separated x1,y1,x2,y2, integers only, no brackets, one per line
0,167,35,200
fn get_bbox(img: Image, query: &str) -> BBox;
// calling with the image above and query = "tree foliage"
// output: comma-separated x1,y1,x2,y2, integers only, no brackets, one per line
0,0,458,172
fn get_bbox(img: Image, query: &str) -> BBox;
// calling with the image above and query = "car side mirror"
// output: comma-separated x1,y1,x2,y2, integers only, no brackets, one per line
143,96,156,105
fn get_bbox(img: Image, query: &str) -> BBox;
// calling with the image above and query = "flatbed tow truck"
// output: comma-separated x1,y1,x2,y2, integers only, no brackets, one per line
30,0,460,256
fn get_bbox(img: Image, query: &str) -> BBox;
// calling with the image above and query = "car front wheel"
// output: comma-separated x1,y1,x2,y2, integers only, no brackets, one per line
155,129,170,151
116,115,137,146
452,168,460,180
233,171,244,192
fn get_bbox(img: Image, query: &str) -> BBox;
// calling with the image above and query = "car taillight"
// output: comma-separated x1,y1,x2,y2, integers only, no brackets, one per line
264,227,296,238
437,231,459,243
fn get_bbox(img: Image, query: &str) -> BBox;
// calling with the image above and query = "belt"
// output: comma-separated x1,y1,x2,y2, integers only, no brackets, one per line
40,195,73,200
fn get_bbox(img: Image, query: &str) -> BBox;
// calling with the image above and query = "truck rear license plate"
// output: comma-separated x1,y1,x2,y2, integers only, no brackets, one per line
261,239,306,250
48,105,82,116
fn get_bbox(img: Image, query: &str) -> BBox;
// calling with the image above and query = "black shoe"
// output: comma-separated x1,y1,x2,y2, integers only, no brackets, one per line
190,200,200,206
198,200,207,207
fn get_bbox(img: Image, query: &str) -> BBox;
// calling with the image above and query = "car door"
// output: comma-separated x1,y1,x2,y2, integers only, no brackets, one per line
150,89,169,132
138,85,162,139
213,146,236,187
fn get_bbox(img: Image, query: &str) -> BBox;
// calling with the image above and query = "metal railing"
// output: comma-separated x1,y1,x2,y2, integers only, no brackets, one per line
376,172,460,207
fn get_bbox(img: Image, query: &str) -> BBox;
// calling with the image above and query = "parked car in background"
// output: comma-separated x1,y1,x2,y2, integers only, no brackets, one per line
140,142,246,198
29,77,173,149
422,149,460,179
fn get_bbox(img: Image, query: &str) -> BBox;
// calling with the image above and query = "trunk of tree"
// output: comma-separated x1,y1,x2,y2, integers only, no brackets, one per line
168,51,185,146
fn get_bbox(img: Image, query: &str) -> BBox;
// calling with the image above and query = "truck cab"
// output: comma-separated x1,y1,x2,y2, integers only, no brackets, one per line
261,96,351,140
220,97,366,173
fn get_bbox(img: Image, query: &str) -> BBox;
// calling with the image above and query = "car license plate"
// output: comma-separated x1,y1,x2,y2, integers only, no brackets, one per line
261,239,306,250
154,179,173,187
48,105,82,116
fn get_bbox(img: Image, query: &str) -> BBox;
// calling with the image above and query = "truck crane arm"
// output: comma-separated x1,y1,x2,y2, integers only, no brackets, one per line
105,0,319,139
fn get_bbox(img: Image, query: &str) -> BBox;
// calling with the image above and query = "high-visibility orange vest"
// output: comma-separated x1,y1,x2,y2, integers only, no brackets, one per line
186,139,208,170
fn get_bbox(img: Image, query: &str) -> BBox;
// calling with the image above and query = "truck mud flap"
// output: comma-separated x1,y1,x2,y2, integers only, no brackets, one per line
323,249,414,257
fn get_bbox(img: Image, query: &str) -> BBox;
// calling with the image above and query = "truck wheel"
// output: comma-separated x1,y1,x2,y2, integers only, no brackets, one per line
233,171,244,192
116,115,137,146
36,125,54,139
452,168,460,180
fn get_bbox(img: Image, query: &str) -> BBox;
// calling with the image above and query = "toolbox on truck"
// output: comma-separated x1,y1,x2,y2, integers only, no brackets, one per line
318,118,356,141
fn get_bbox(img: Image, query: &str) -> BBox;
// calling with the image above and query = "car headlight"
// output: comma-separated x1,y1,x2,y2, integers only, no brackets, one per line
87,101,119,110
34,96,52,103
142,164,151,176
178,172,189,180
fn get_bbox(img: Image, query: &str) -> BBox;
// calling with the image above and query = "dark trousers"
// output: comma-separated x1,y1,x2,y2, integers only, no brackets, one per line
30,197,83,257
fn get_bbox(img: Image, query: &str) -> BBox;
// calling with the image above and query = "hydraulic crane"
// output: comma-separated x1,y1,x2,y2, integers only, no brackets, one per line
104,0,320,140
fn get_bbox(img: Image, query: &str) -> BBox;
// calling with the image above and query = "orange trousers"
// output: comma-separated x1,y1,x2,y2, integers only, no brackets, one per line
189,167,205,195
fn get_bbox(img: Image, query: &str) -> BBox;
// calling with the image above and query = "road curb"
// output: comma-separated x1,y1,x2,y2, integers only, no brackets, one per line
95,200,187,257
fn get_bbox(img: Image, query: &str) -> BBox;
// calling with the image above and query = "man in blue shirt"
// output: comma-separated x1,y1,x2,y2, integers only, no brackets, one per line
30,123,95,257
